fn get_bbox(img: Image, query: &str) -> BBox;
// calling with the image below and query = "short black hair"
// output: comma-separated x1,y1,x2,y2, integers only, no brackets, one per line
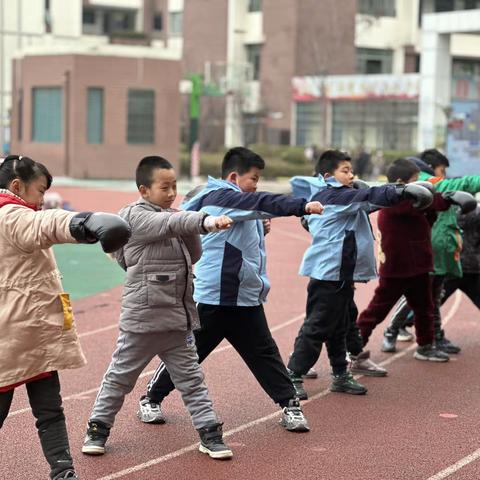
314,150,351,176
387,158,420,183
221,147,265,179
136,156,173,189
0,155,52,189
420,149,450,168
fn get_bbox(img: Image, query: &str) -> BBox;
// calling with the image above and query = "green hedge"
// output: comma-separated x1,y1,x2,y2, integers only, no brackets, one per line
180,145,417,179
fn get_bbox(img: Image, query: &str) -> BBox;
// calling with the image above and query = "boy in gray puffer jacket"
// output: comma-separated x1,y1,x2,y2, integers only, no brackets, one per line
82,156,234,460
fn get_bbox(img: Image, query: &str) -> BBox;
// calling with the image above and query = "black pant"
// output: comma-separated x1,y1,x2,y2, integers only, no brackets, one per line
147,304,296,407
346,298,364,357
288,279,353,376
0,372,74,479
443,272,480,310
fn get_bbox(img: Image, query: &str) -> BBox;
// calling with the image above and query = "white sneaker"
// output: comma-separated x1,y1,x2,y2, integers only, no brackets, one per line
137,397,166,424
397,327,414,342
280,399,310,432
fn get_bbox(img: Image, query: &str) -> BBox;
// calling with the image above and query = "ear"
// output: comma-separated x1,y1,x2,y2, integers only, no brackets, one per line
226,172,238,184
396,178,404,184
323,172,331,179
9,178,21,195
139,185,148,197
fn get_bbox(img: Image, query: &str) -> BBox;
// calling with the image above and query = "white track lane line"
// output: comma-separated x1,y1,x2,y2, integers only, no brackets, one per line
7,314,305,418
96,291,463,480
425,448,480,480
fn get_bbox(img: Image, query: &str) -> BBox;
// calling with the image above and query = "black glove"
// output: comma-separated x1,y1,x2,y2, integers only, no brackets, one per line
412,180,436,194
442,191,477,214
69,212,131,253
395,183,433,209
353,179,370,190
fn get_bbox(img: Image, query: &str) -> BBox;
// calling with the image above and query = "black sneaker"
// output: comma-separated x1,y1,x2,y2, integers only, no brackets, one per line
280,399,310,432
330,372,367,395
287,370,308,400
81,420,110,455
414,344,450,362
197,423,233,460
381,327,398,353
436,337,461,354
53,471,79,480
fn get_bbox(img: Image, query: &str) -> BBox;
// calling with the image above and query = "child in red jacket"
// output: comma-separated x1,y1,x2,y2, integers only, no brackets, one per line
357,158,452,362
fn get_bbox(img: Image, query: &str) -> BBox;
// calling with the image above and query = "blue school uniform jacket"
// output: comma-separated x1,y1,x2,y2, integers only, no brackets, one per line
182,176,307,306
290,176,401,282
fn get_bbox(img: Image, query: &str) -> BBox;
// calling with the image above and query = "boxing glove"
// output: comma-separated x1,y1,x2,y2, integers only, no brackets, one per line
69,212,131,253
412,180,436,194
353,179,370,190
395,183,433,209
442,191,477,214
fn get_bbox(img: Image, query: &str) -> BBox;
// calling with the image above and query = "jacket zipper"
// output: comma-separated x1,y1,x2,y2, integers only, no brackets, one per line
257,221,265,302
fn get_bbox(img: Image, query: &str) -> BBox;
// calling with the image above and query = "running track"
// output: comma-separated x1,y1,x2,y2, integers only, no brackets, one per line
2,186,480,480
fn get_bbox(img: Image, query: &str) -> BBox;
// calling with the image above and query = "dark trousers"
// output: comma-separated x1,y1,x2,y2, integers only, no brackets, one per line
147,304,296,408
0,372,74,479
443,272,480,310
357,273,434,347
287,280,353,377
346,299,364,356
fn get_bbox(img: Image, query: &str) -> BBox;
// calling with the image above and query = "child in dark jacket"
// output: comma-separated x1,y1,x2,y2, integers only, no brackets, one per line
357,158,457,362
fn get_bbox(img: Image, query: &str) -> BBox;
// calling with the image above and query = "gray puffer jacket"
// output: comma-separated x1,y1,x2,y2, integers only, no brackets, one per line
115,198,208,333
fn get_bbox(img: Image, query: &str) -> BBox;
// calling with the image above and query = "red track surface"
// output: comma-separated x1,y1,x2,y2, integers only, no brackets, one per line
2,187,480,480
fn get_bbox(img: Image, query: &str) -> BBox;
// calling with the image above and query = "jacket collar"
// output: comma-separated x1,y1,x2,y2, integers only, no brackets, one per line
0,189,38,211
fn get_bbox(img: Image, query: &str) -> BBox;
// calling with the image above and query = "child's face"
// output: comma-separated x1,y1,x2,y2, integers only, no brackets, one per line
10,175,48,209
140,168,177,209
395,172,419,184
327,160,354,188
228,167,262,193
434,164,447,178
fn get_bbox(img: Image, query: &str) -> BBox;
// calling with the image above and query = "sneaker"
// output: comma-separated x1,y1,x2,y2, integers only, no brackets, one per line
414,344,450,362
197,423,233,460
53,471,79,480
137,397,166,424
330,372,367,395
381,328,398,353
287,369,308,400
349,350,387,377
81,420,110,455
436,337,461,354
280,398,310,432
397,327,414,342
303,367,318,379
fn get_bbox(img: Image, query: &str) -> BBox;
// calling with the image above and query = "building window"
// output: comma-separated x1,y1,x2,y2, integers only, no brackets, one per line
295,102,325,146
356,48,393,74
82,7,136,35
87,88,104,144
168,11,183,37
358,0,396,16
248,0,262,12
127,90,155,144
32,87,62,143
246,44,262,80
153,13,163,31
17,89,23,141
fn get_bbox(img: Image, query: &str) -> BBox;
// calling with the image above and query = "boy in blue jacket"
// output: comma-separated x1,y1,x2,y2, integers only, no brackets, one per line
138,147,323,432
287,150,433,398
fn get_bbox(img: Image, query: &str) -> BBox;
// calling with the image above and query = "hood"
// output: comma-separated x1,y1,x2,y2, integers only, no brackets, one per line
290,175,343,201
182,176,240,210
406,156,435,176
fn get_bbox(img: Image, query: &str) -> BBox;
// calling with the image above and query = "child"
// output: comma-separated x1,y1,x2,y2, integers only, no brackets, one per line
0,155,130,480
287,151,433,398
358,157,474,361
382,151,479,353
82,156,234,460
139,147,323,432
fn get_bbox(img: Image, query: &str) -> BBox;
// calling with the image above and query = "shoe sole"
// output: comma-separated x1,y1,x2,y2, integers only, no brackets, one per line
136,411,166,424
198,444,233,459
413,352,449,362
397,336,414,342
280,420,310,432
302,373,318,380
350,368,387,377
81,445,105,455
330,386,367,395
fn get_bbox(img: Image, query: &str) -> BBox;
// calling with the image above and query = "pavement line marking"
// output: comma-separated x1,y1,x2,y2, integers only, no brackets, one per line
78,324,118,338
425,448,480,480
96,292,462,480
7,314,305,418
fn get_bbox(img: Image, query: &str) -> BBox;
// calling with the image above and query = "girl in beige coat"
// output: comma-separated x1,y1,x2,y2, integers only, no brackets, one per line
0,155,130,480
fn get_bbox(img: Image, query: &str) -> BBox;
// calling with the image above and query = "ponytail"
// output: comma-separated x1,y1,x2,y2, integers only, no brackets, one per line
0,155,52,189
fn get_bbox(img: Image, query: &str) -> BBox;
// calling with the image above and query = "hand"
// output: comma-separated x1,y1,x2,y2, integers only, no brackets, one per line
263,219,271,235
305,201,324,215
203,215,233,232
395,184,433,209
442,191,477,214
69,212,131,253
